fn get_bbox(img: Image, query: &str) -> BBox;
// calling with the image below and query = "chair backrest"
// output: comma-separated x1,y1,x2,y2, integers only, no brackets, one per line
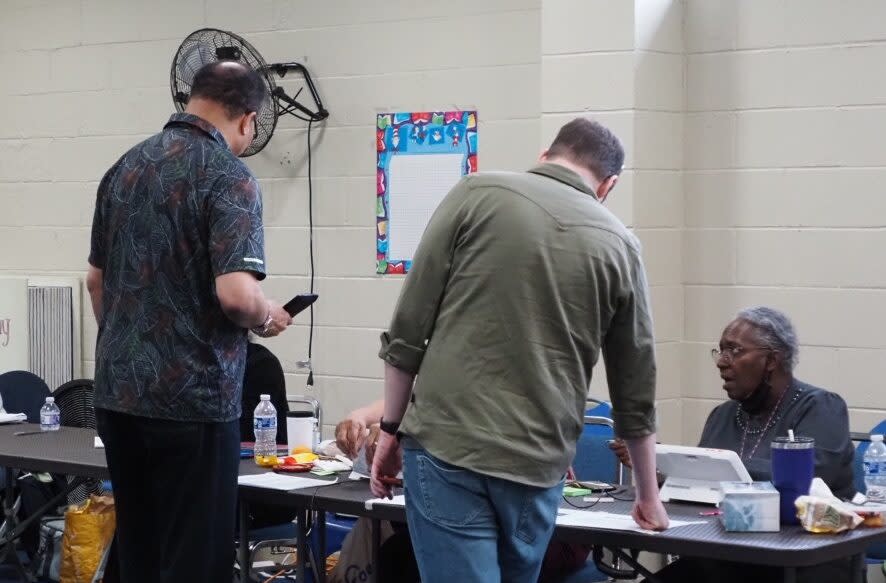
52,379,102,505
572,401,619,483
53,379,96,429
0,370,51,423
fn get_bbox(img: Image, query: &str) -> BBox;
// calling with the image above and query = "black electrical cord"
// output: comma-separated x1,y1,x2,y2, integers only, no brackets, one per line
306,118,315,388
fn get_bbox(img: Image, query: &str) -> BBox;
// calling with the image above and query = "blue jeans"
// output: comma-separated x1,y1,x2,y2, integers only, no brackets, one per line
403,445,564,583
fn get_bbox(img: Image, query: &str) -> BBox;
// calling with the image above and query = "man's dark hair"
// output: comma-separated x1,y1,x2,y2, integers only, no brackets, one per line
189,60,268,119
546,118,625,182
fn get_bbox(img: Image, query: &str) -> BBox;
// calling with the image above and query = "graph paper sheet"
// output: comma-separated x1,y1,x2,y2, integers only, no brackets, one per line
387,154,464,261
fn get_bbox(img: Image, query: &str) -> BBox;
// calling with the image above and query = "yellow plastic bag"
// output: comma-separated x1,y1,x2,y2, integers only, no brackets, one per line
60,495,116,583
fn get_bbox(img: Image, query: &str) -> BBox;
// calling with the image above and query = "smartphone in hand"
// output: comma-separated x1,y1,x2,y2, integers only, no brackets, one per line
283,293,319,317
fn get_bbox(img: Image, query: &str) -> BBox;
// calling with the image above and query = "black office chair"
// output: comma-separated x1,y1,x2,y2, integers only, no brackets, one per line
0,370,51,423
0,370,52,574
53,379,104,505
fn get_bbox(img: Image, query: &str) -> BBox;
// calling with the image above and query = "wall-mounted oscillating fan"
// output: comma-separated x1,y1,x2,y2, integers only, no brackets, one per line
170,28,329,157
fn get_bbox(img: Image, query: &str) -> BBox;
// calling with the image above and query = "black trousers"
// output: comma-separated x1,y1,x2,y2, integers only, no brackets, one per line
96,409,240,583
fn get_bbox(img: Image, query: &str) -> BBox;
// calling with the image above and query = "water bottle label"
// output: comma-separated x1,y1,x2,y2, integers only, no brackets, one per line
41,412,59,426
868,485,886,501
864,460,883,475
254,416,276,430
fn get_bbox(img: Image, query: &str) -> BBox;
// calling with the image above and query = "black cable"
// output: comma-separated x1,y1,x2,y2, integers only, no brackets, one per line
562,495,605,510
306,118,315,388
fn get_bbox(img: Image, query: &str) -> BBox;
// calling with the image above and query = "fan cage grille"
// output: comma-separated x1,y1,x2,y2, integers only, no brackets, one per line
170,28,278,157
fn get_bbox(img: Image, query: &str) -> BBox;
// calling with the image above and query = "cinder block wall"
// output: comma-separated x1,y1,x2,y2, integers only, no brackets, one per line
682,0,886,442
0,0,544,435
2,1,883,442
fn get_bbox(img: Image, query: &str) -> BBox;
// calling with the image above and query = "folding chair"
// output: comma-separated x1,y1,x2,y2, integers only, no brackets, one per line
564,400,637,582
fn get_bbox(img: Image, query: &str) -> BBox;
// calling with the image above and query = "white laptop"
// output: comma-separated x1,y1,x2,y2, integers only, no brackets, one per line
655,444,752,505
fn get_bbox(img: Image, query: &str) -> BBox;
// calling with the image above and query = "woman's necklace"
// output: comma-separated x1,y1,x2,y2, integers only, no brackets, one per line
738,384,791,461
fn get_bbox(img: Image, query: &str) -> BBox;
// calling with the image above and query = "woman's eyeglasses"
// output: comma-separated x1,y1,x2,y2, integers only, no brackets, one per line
710,346,770,363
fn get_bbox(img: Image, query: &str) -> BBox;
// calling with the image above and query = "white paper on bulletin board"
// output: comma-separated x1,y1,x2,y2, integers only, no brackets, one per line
387,154,464,261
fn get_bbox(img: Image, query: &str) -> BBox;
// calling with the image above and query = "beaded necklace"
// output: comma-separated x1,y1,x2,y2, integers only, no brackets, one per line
737,384,793,461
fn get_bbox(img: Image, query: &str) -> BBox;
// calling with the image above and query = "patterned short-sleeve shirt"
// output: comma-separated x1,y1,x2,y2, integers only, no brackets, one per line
89,113,266,422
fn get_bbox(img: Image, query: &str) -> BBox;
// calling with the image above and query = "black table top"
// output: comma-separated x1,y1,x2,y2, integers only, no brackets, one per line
0,423,109,480
5,424,885,568
238,476,886,568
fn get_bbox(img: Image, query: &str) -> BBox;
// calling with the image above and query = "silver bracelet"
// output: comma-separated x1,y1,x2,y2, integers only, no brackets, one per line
251,309,273,337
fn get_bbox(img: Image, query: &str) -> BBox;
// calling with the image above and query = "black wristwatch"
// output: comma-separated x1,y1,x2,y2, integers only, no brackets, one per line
379,418,400,436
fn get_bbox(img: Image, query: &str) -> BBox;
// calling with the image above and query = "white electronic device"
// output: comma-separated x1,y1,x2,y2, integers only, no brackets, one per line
655,444,752,505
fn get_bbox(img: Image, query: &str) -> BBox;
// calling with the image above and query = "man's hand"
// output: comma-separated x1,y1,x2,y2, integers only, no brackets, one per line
632,497,669,531
334,417,369,459
364,425,381,467
608,438,633,469
370,431,402,499
257,301,292,338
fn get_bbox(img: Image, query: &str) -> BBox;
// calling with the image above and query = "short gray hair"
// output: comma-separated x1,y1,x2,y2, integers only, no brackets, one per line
736,306,799,372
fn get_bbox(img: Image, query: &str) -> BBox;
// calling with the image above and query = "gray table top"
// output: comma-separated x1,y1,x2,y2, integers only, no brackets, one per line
238,477,886,568
5,424,884,568
0,423,108,480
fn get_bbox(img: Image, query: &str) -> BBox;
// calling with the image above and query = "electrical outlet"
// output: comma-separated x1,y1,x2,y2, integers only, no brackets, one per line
296,359,311,370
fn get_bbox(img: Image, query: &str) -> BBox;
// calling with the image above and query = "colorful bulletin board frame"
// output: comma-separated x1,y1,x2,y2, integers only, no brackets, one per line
376,110,478,274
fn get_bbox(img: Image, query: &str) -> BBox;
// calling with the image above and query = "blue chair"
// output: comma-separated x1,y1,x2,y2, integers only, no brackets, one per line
0,370,51,423
853,421,886,568
561,399,620,583
572,399,619,483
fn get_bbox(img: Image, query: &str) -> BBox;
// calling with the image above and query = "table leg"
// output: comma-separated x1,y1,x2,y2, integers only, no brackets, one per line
783,566,797,583
0,467,13,562
850,553,864,583
317,511,327,583
238,497,249,583
370,518,381,583
608,548,661,583
1,468,36,583
296,508,307,582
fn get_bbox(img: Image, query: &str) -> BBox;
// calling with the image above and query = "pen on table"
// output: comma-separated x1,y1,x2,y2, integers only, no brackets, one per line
699,510,722,516
14,430,49,436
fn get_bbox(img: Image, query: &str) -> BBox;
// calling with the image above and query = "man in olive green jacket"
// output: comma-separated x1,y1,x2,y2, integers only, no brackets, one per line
371,118,669,583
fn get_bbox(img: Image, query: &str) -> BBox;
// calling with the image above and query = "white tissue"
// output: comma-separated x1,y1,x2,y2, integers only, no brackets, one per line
808,477,835,499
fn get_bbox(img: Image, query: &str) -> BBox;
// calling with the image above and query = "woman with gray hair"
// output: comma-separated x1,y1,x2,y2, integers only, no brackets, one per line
700,306,854,499
616,306,858,583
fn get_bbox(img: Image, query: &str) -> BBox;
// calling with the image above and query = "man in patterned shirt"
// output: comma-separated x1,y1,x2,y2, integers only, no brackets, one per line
86,61,292,582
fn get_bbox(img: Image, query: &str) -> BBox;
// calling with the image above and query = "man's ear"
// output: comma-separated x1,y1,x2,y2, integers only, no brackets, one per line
241,111,257,135
538,148,550,163
596,175,618,202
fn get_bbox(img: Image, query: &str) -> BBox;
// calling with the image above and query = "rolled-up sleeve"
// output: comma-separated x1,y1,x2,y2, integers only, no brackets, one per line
379,178,470,375
602,241,657,439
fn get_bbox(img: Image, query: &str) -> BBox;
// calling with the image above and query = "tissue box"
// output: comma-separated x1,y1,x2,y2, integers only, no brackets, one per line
719,481,780,532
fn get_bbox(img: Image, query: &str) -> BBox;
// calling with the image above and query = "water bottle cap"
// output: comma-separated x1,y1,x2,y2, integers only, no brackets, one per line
260,394,270,401
872,434,884,442
45,397,54,404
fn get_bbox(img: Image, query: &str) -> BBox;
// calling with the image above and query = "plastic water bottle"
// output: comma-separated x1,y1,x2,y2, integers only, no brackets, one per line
253,394,278,467
40,397,60,432
864,434,886,502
